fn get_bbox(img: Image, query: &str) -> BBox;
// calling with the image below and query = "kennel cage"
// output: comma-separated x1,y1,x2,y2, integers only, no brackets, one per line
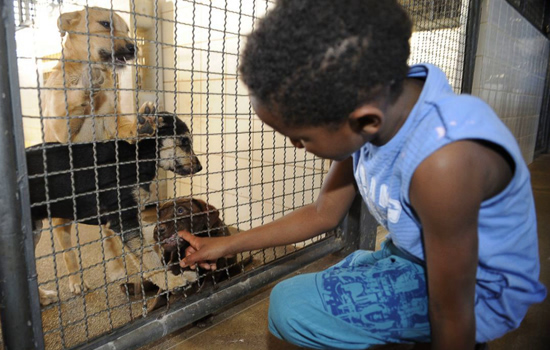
0,0,479,349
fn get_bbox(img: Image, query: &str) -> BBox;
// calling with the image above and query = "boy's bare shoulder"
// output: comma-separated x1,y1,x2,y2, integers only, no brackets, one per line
410,140,513,209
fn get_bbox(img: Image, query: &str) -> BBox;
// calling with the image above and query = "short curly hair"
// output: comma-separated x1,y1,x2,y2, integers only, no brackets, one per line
240,0,412,127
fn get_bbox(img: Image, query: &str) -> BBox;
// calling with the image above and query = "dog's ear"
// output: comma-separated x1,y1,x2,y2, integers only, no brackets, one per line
58,11,82,37
205,203,220,225
191,199,220,233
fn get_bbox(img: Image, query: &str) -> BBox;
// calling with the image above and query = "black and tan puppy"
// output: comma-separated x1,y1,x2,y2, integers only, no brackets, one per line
28,113,202,305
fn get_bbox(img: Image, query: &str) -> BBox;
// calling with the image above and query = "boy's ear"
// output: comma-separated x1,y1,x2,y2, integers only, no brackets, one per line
58,11,81,37
348,104,383,135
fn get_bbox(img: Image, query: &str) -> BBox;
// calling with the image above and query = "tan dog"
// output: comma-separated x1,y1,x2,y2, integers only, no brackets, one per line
39,7,159,305
42,6,155,143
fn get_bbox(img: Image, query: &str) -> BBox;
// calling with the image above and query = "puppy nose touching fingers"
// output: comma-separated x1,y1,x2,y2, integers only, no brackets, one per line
157,225,166,235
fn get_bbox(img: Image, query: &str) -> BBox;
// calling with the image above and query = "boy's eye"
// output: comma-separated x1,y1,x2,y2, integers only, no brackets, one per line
99,21,110,29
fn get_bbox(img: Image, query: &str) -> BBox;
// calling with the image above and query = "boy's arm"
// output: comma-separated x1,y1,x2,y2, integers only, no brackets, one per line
180,157,357,268
410,140,513,350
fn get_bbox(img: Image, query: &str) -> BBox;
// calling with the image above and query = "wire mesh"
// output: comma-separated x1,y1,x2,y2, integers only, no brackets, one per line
5,0,472,349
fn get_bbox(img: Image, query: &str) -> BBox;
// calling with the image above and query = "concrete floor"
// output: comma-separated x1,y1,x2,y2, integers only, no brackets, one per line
142,154,550,350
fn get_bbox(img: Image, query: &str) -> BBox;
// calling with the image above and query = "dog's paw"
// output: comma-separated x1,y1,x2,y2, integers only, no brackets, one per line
68,276,89,295
137,102,157,136
181,270,199,283
90,68,105,89
39,287,58,306
80,67,105,91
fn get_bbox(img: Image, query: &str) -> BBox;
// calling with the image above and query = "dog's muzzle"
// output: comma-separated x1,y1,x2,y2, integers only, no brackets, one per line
174,162,202,176
100,43,137,66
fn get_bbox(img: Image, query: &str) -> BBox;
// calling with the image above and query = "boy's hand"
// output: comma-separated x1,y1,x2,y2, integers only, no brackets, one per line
178,230,231,270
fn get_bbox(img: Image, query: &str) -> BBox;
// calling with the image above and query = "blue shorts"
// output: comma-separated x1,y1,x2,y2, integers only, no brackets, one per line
268,240,431,349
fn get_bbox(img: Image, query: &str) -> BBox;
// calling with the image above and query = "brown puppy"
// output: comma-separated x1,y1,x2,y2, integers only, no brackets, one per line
38,7,158,304
154,198,243,281
124,198,250,312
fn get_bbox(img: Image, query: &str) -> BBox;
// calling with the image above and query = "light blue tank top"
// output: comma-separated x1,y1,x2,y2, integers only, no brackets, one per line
353,63,546,342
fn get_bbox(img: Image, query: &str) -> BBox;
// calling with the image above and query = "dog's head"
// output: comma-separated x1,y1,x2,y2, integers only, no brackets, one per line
58,7,136,68
153,198,221,252
154,114,202,176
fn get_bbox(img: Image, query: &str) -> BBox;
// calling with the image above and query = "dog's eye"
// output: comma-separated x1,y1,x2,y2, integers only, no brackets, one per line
98,21,110,29
177,207,185,215
180,138,190,147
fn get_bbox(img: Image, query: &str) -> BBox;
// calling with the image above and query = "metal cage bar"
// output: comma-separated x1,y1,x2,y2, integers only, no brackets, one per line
461,0,481,94
0,0,45,348
534,56,550,156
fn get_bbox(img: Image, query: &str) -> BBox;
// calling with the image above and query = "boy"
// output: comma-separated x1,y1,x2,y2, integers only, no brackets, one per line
178,0,547,349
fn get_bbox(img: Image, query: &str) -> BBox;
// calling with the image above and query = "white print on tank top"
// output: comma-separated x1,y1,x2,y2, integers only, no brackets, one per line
356,164,402,230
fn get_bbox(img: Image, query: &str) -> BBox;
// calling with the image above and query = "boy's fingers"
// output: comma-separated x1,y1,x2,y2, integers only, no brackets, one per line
178,230,194,243
185,246,197,256
198,262,216,270
181,247,203,269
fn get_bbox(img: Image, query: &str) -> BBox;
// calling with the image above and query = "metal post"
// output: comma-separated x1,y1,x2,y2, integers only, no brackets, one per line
461,0,482,94
535,55,550,157
337,194,378,254
0,0,45,348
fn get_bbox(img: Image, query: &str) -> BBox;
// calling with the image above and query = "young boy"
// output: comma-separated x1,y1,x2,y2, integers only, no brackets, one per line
178,0,547,348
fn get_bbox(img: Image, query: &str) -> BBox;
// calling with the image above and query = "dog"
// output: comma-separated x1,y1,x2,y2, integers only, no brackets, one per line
123,198,251,313
42,6,155,143
28,113,202,306
41,6,159,296
154,198,246,282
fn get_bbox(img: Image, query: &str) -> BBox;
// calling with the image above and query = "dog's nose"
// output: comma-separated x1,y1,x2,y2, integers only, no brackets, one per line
157,225,166,236
194,162,202,173
126,43,136,54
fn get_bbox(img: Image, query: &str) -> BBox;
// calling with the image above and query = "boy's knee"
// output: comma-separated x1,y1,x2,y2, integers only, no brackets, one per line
268,280,299,334
268,276,318,346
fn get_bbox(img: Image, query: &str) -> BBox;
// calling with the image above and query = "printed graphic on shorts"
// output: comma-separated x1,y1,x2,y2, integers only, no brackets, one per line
317,258,429,339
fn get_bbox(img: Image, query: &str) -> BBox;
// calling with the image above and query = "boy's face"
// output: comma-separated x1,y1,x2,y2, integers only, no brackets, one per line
251,97,370,161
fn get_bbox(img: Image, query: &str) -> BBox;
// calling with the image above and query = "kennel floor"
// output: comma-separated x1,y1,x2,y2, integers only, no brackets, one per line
142,154,550,350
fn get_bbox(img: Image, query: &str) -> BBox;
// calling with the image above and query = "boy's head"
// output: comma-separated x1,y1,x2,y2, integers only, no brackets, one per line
240,0,412,129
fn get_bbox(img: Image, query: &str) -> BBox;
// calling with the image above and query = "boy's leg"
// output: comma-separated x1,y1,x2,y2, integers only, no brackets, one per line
269,247,431,349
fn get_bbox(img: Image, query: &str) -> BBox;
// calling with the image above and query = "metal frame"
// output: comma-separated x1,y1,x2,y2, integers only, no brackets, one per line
0,0,45,348
534,55,550,157
461,0,481,94
505,0,550,37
